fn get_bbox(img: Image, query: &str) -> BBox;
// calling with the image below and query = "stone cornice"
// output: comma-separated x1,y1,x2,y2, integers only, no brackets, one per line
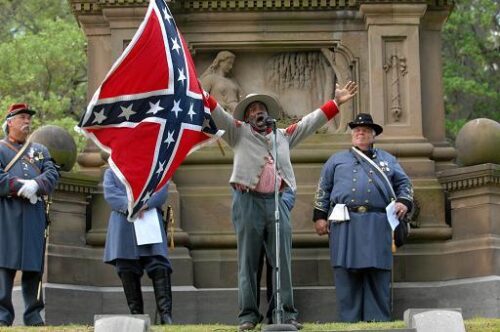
56,172,101,194
437,163,500,192
69,0,453,14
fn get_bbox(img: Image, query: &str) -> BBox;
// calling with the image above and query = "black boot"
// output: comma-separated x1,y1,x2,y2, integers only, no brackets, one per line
149,269,173,324
118,272,144,315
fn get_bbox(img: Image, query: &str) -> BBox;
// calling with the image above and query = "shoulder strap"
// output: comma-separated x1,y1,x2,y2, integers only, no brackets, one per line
351,147,396,202
2,137,32,172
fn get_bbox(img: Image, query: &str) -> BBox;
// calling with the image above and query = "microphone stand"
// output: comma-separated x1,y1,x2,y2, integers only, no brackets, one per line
263,120,297,332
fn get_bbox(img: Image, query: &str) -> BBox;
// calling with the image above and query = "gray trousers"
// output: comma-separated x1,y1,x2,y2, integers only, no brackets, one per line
0,268,44,326
334,267,391,322
232,190,298,324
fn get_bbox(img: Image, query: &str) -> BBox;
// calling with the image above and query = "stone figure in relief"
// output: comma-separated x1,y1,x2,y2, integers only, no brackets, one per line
200,51,243,113
265,48,355,133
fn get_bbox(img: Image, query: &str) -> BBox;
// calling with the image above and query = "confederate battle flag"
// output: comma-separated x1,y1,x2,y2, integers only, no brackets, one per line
77,0,222,220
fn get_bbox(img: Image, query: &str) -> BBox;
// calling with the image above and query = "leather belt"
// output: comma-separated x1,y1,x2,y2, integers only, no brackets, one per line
347,205,386,213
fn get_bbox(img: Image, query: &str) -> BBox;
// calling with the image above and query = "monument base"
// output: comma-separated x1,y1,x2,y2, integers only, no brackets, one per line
39,275,500,325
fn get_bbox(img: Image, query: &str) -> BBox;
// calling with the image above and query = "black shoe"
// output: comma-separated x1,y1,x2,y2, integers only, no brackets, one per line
286,319,303,330
0,321,9,326
238,321,256,331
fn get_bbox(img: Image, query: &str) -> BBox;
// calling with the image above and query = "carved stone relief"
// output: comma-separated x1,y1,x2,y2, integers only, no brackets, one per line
263,45,358,133
200,50,244,113
383,38,408,124
320,46,359,134
264,51,332,123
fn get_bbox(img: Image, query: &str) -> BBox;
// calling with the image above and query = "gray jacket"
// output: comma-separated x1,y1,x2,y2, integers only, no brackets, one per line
211,101,339,191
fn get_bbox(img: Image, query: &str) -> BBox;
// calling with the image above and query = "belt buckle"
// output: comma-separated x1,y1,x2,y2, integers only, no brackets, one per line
357,206,367,213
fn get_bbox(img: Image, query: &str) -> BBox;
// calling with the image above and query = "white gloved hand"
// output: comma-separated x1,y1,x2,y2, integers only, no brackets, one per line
28,194,38,204
17,180,39,199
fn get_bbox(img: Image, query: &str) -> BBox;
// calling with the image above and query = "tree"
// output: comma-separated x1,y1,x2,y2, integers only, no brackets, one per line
442,0,500,140
0,0,87,149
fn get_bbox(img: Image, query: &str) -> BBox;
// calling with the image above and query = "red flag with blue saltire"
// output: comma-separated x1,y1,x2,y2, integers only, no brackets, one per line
77,0,222,220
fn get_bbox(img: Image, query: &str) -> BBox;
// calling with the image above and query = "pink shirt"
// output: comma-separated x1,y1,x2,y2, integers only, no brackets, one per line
253,155,282,193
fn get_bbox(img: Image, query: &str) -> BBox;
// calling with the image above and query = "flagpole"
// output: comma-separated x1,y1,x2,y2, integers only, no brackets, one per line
216,139,225,156
262,122,297,332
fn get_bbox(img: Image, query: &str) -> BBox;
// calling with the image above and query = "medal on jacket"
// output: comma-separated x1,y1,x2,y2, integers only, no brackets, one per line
379,160,390,172
27,147,35,163
35,151,44,162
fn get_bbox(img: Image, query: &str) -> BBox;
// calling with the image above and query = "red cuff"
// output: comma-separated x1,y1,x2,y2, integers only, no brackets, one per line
204,93,218,112
9,178,19,196
320,100,339,120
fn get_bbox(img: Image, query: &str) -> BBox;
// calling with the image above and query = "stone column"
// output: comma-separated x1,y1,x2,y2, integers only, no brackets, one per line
76,14,112,177
420,10,457,171
360,3,451,241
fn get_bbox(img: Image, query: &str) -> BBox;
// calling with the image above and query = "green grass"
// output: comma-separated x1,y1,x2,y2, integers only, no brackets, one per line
0,318,499,331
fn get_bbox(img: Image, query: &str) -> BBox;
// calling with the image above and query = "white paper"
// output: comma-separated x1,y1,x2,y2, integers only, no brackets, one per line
133,208,163,245
385,200,400,231
328,203,350,221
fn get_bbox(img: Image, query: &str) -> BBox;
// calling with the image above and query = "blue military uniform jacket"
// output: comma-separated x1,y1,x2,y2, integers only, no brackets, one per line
314,148,413,270
0,139,59,272
103,168,170,264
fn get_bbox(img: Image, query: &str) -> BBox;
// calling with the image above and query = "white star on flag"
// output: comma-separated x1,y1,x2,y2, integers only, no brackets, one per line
93,109,107,124
177,68,186,84
187,103,196,121
170,100,183,118
141,191,152,204
147,100,164,115
119,104,135,120
164,130,175,147
163,7,172,23
156,160,165,176
171,37,181,54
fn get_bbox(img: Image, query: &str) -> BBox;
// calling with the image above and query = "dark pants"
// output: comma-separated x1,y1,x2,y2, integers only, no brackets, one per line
114,256,172,277
334,267,391,322
0,268,44,326
232,190,298,325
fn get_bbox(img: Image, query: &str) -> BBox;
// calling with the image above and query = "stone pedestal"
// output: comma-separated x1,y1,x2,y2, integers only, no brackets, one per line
50,0,500,325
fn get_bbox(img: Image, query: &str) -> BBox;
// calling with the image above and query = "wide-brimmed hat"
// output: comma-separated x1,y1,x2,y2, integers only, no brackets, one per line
6,103,36,119
233,93,283,121
348,113,383,136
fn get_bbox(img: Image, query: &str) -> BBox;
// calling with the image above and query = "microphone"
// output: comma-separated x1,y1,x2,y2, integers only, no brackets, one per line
264,116,276,127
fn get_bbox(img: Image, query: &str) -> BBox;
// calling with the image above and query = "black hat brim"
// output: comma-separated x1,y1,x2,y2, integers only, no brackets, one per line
8,109,36,118
348,122,383,136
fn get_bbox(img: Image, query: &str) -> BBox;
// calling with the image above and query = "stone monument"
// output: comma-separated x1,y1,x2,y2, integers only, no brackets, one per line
43,0,499,324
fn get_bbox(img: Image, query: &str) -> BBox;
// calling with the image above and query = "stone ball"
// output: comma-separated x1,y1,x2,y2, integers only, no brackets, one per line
455,118,500,166
30,125,77,172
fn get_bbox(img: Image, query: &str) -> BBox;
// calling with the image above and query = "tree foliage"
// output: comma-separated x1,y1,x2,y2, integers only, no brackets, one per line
442,0,500,139
0,0,87,149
